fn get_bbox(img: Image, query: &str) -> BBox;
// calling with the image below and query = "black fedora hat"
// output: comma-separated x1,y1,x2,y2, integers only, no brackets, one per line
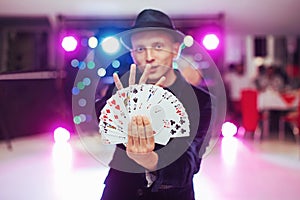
120,9,185,50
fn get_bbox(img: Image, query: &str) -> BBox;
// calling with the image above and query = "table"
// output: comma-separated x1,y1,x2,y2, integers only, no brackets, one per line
257,89,299,139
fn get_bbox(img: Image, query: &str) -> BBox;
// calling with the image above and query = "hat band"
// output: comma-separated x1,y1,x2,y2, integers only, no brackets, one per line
133,21,174,30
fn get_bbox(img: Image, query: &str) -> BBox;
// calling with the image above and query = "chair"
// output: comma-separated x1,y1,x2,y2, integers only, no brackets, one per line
279,91,300,143
241,89,260,138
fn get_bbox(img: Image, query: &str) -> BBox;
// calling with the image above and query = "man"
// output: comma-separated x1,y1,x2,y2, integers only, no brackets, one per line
97,9,212,200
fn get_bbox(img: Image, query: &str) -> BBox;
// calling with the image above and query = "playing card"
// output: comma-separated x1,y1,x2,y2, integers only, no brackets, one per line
106,95,129,126
98,84,190,146
99,104,125,130
99,120,127,144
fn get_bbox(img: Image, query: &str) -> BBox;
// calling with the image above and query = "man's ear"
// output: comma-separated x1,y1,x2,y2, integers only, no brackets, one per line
172,42,181,59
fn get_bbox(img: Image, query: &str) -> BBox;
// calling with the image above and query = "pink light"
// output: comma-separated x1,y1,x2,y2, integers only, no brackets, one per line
221,122,237,137
54,127,71,143
61,36,78,52
202,34,220,50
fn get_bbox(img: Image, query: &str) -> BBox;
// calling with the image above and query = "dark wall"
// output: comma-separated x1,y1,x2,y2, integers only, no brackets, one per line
0,78,73,140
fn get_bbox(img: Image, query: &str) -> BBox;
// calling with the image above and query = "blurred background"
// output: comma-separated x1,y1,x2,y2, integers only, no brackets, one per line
0,0,300,139
1,1,300,200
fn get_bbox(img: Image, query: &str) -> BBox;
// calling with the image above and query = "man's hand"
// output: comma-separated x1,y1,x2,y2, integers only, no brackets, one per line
112,64,163,170
126,115,158,171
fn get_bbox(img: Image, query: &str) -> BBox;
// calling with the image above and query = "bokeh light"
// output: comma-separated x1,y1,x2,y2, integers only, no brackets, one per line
184,35,194,47
221,122,237,137
61,36,78,52
54,127,71,143
88,36,98,48
202,34,220,50
112,60,121,68
97,68,107,77
101,36,120,54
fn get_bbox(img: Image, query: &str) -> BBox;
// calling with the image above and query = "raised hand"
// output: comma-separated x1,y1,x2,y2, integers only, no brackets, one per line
112,64,162,170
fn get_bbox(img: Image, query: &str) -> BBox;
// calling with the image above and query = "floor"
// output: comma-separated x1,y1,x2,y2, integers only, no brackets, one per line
0,132,299,200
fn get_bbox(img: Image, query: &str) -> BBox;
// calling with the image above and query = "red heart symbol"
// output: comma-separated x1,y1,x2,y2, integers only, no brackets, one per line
114,115,118,119
122,93,126,97
115,105,120,110
106,109,111,113
111,99,116,105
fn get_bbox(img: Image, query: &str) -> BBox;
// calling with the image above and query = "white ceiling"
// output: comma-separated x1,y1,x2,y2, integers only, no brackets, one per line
0,0,300,35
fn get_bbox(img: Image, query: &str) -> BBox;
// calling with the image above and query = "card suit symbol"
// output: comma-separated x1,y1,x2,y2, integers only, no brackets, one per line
114,115,119,119
133,88,138,94
170,120,175,126
181,129,187,134
170,129,176,135
179,119,185,125
121,92,126,97
133,97,138,103
115,105,120,110
175,124,181,130
111,99,116,105
106,109,111,113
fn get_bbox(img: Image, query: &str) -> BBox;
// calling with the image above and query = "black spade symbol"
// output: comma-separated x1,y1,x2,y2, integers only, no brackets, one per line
133,88,138,94
133,97,138,103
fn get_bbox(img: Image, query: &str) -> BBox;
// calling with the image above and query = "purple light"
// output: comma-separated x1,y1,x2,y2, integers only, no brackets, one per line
221,122,237,137
202,34,220,50
54,127,71,143
61,36,78,52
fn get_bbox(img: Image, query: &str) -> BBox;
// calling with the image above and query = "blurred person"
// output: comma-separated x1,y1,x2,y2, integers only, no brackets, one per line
255,65,285,92
223,63,254,125
96,9,213,200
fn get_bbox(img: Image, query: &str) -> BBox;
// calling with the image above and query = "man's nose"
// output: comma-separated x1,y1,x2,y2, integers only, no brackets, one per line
145,48,154,63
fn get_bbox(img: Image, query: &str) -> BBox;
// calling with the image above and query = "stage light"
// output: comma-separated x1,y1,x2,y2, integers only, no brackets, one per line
101,36,120,54
202,34,220,50
54,127,71,143
61,36,78,52
88,36,98,49
221,122,237,137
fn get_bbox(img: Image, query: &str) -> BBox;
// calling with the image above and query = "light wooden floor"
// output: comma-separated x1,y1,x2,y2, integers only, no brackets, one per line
0,133,299,200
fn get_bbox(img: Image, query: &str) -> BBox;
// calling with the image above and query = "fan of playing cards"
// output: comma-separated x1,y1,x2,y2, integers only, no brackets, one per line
99,84,190,145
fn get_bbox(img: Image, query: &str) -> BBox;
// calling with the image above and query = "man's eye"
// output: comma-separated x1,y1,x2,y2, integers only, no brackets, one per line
154,44,163,50
135,47,145,53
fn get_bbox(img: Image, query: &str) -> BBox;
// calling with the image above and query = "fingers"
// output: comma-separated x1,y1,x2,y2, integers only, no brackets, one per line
139,64,151,84
113,73,123,90
127,115,155,153
128,64,136,86
155,76,166,87
137,116,147,152
142,116,155,149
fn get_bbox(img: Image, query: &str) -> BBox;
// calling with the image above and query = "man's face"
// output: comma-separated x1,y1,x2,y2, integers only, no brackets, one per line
130,30,180,83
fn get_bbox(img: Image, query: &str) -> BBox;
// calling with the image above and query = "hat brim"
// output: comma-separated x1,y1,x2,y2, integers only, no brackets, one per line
120,27,185,50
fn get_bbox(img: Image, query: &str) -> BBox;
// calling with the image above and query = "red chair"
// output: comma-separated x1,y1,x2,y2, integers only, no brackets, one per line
241,89,259,134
